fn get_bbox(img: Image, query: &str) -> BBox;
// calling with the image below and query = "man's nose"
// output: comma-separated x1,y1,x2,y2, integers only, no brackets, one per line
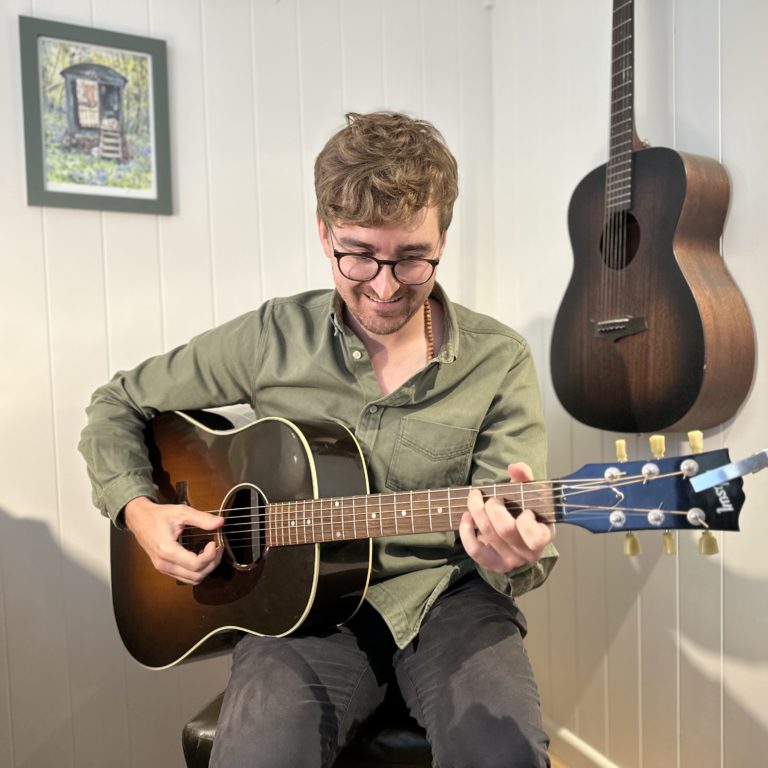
367,264,400,299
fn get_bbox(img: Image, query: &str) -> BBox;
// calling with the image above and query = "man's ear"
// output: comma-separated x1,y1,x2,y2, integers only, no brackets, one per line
316,214,332,258
438,231,448,260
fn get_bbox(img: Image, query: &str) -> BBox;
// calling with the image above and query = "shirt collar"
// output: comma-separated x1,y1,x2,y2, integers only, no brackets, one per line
327,282,459,363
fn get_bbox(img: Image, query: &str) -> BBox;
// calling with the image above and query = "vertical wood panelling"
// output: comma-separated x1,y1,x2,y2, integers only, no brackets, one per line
632,3,681,767
455,0,492,313
496,2,768,768
4,1,768,766
201,0,262,326
720,1,768,765
1,2,494,766
340,0,385,111
252,0,308,300
672,2,727,766
297,0,345,290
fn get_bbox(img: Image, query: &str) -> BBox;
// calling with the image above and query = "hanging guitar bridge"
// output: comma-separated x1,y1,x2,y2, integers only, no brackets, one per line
591,315,648,341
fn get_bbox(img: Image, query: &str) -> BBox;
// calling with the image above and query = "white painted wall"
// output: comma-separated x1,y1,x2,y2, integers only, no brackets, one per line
0,1,765,766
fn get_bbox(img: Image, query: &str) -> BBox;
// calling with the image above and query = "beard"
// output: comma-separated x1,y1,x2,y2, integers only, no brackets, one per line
342,285,425,337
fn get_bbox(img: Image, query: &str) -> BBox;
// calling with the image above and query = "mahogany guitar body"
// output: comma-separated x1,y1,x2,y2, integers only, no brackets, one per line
551,147,755,433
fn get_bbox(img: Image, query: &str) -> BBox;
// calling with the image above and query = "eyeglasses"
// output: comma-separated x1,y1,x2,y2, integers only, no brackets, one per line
328,228,441,286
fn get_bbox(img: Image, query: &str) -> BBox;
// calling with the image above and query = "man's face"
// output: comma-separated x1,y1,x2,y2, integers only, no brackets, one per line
318,207,445,338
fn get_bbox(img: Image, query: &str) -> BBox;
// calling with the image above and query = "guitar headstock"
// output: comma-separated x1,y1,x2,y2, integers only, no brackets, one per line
556,449,744,534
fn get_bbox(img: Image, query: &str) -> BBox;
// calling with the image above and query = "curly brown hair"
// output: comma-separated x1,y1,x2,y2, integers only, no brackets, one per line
314,112,459,233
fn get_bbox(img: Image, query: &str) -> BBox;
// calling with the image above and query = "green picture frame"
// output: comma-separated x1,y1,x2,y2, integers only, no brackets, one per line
19,16,172,215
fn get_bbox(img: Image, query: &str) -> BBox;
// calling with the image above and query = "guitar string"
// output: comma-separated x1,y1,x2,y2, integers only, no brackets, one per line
182,470,704,544
619,0,632,315
189,472,661,520
202,469,683,520
206,504,702,550
604,1,632,321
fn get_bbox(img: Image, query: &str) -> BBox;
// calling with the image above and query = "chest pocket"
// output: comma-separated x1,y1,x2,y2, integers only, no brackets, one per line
386,417,478,492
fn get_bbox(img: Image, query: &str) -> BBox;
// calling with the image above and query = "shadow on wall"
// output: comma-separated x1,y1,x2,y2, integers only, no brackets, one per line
0,506,227,768
0,505,133,767
520,312,768,760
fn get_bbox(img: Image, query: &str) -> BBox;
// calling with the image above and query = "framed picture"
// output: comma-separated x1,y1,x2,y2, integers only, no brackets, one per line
19,16,172,215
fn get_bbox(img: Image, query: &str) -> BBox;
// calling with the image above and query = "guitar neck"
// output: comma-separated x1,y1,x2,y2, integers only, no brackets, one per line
607,0,636,213
266,482,556,547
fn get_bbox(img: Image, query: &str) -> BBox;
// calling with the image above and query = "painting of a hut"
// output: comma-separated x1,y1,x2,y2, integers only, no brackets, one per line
60,62,129,161
37,36,156,196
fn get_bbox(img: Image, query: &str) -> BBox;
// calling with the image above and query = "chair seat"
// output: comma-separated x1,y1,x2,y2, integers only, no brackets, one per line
182,686,432,768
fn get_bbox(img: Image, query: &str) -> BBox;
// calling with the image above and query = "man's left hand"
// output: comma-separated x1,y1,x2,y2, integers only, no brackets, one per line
460,463,554,573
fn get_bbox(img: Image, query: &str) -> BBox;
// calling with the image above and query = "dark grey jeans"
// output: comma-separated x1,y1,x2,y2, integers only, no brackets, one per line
210,574,550,768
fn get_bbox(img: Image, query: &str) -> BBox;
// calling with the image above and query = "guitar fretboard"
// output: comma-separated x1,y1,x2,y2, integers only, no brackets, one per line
606,0,635,213
266,482,556,547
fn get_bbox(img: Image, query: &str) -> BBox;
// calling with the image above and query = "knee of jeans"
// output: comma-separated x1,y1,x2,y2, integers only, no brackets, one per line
430,712,550,768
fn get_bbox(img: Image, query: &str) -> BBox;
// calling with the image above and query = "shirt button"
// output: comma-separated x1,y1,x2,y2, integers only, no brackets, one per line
369,405,379,414
352,350,363,360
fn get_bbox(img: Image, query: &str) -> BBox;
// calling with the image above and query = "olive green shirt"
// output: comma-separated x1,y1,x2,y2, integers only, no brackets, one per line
79,284,557,648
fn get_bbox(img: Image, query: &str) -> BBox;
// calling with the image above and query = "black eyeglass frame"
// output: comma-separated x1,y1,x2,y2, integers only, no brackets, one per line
328,228,442,286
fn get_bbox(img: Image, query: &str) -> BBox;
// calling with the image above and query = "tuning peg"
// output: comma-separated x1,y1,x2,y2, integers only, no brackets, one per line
699,530,719,556
615,439,628,463
649,434,666,459
624,532,641,556
688,430,704,454
662,530,677,556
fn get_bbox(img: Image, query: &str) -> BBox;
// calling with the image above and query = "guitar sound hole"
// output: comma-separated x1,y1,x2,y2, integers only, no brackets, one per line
221,483,266,571
600,211,640,270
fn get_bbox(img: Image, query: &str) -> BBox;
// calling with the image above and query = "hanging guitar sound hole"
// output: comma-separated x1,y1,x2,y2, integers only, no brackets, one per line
220,483,267,571
599,211,640,270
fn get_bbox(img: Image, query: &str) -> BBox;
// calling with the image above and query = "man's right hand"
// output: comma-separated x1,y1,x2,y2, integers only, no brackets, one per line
124,496,225,585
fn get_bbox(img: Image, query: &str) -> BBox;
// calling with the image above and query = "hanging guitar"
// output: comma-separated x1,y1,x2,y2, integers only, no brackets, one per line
550,0,755,433
110,411,766,669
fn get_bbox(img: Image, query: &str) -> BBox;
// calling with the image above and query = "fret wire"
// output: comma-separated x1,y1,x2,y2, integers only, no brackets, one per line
410,490,415,533
310,498,315,543
364,496,370,538
378,494,383,536
391,493,397,534
428,488,433,532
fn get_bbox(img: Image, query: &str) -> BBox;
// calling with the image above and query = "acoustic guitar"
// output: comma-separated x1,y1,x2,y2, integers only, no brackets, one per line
550,0,755,433
111,411,763,669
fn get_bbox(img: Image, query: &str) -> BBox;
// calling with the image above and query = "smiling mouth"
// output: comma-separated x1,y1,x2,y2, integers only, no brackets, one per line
365,294,403,305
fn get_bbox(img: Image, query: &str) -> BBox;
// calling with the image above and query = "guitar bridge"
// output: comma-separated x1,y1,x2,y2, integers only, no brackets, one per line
591,315,648,341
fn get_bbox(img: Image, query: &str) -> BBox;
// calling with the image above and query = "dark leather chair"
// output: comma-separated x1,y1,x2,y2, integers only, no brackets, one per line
182,683,432,768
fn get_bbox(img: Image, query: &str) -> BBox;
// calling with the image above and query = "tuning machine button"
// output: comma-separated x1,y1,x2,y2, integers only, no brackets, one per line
662,530,677,556
688,430,704,454
609,510,627,528
604,466,623,482
624,532,641,556
699,530,719,556
680,459,700,478
641,462,660,482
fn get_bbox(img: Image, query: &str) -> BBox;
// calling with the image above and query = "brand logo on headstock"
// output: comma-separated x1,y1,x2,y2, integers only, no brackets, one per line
715,485,734,513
